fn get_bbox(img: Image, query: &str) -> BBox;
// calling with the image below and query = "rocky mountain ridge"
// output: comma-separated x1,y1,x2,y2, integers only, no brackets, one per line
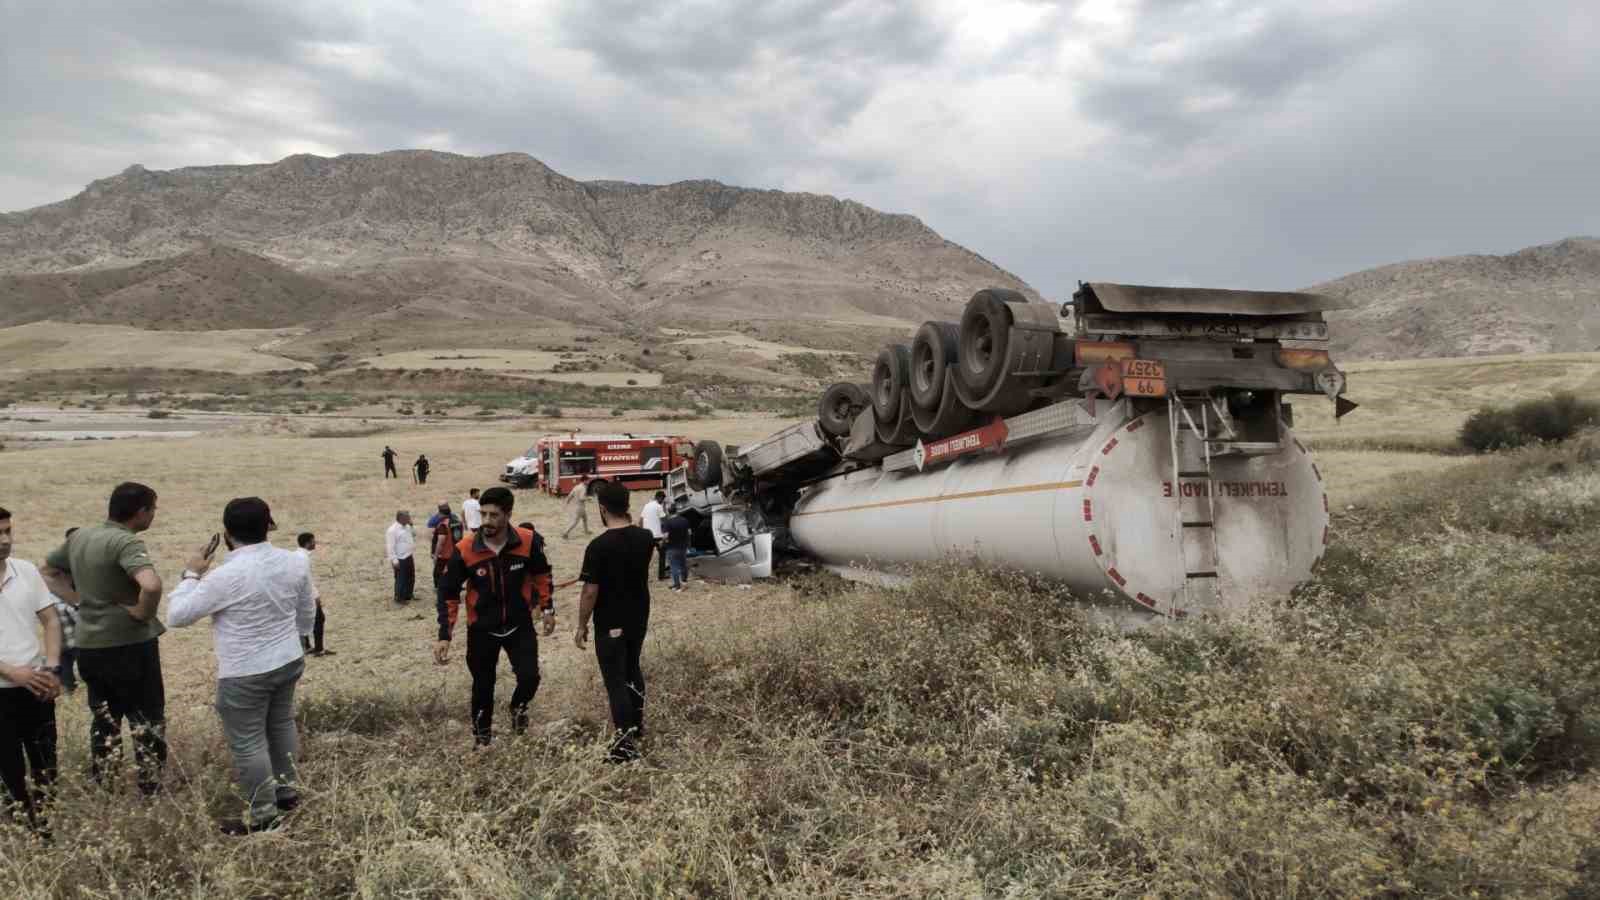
0,150,1033,336
1318,236,1600,359
2,150,1595,361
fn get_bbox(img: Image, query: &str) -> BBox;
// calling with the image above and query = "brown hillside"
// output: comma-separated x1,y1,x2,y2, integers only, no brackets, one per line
0,245,384,330
0,151,1039,337
1317,237,1600,360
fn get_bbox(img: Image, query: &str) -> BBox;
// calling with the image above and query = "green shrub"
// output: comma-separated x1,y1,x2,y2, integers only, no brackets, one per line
540,405,563,418
1460,392,1599,451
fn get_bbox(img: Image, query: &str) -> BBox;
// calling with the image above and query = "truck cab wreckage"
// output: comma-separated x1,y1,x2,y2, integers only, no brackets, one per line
665,283,1355,624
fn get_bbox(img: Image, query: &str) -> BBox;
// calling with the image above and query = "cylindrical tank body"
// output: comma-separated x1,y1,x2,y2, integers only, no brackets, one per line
789,399,1329,621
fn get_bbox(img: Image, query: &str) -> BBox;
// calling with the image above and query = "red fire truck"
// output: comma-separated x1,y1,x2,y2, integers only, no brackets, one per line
502,433,691,497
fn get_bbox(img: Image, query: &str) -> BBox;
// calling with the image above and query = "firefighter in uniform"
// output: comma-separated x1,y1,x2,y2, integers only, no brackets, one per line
432,487,553,745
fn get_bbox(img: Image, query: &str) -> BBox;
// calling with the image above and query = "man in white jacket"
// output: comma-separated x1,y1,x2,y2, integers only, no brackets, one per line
168,497,315,835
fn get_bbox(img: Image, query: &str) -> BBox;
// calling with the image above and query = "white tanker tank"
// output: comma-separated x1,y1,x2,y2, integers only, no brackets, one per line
788,396,1328,622
671,282,1354,624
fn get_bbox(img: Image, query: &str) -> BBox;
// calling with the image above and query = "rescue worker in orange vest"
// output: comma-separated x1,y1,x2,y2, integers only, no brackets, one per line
432,487,553,746
428,502,463,609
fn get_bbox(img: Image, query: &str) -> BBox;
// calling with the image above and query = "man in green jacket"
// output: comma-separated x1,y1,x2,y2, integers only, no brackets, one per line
41,482,167,795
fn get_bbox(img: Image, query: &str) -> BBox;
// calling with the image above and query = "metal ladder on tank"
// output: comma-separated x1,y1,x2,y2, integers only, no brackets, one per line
1168,392,1222,611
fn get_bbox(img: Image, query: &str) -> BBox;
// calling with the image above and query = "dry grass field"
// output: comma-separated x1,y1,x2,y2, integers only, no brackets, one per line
0,363,1596,896
1293,350,1600,448
0,323,314,375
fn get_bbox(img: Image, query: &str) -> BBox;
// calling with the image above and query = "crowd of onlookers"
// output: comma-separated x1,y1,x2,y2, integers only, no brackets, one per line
1,471,669,837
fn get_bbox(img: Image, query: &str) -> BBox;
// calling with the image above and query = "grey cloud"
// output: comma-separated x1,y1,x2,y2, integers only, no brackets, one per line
558,0,950,81
2,0,1599,299
1075,3,1387,150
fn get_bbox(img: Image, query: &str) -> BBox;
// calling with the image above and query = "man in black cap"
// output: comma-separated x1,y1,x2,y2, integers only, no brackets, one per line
381,446,398,479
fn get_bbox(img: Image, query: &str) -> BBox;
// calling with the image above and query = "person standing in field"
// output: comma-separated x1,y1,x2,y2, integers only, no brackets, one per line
413,454,431,486
382,446,398,479
294,533,333,658
40,482,168,795
168,497,316,835
574,481,655,762
661,509,692,592
48,527,81,694
0,506,63,832
462,488,482,533
562,474,594,539
428,503,463,610
433,487,555,746
386,510,416,605
639,491,668,582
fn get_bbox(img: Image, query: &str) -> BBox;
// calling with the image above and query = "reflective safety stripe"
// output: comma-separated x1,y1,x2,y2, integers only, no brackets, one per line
792,480,1084,518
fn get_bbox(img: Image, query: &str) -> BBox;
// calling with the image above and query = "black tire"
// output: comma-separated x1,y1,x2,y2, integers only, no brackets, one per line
871,343,912,423
818,382,869,437
687,439,724,491
958,289,1021,397
909,321,960,410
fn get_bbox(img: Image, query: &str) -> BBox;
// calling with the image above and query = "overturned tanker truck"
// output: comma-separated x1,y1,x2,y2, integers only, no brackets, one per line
665,283,1356,624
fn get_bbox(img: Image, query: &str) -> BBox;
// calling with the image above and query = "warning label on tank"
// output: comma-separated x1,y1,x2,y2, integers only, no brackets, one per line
1162,480,1290,498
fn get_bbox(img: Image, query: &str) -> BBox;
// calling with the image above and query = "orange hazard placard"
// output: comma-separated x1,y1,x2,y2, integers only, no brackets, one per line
1120,358,1167,397
1123,376,1167,397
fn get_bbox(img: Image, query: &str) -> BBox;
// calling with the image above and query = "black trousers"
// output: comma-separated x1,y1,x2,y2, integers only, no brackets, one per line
77,638,166,794
594,626,646,759
656,539,668,581
465,626,540,745
394,556,415,603
384,461,397,478
300,601,327,653
416,469,429,485
0,686,56,826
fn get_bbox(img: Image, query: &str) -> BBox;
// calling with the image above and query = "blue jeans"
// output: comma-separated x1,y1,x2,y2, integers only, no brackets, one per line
666,547,688,588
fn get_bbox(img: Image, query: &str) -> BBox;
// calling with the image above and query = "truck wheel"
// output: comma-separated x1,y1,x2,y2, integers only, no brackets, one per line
957,289,1022,397
818,382,868,437
688,439,724,491
909,321,960,410
871,343,912,423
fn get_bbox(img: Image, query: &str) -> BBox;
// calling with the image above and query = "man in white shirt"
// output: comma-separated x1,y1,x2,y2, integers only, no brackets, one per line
639,491,668,582
386,510,416,605
168,497,315,835
0,506,63,832
294,533,333,657
462,489,482,532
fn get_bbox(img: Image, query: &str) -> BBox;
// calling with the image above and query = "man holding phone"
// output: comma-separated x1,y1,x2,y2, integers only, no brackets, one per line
169,497,316,834
40,482,167,795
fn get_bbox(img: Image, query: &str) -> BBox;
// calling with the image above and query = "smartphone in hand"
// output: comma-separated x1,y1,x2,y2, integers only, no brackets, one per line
204,532,222,560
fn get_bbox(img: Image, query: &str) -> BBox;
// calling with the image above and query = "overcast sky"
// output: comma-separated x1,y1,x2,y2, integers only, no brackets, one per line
2,0,1597,295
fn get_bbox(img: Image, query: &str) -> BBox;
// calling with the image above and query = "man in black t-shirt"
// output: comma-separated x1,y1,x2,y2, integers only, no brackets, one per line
574,481,656,762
